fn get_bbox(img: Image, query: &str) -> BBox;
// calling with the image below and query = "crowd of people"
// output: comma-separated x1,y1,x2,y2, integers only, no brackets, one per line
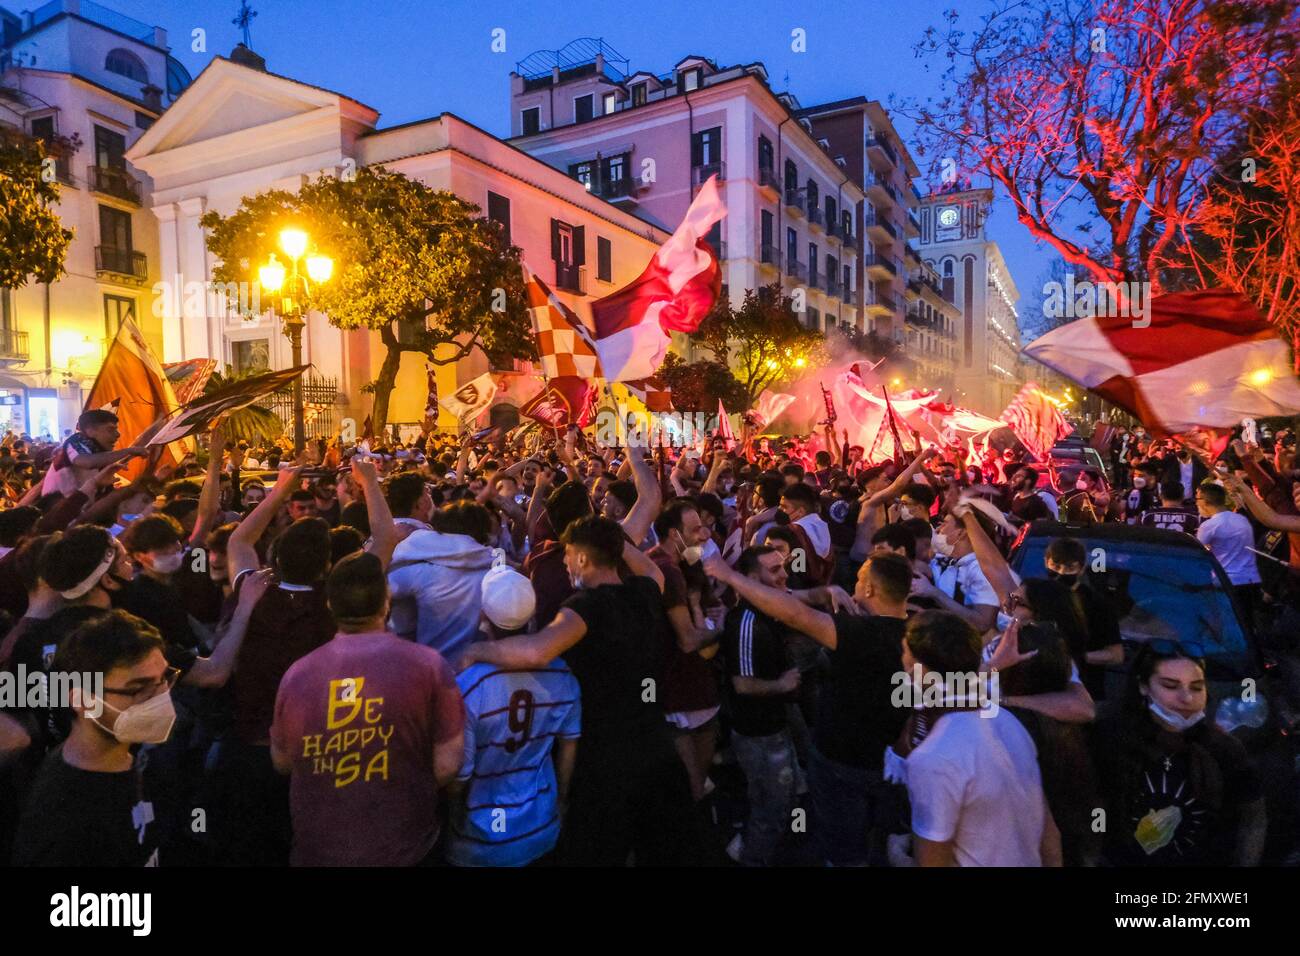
0,406,1295,867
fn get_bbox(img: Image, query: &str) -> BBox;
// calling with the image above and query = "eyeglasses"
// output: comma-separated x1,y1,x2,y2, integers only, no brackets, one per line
103,666,181,703
1002,592,1027,615
1145,638,1207,661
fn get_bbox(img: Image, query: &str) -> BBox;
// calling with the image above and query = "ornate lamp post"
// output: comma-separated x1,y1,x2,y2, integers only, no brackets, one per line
259,228,333,454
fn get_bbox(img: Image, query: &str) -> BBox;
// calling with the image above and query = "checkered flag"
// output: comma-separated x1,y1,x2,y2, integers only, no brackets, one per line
524,263,603,381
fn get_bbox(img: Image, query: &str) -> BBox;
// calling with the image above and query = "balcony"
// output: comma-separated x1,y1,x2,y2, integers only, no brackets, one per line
785,189,806,216
863,296,897,318
88,165,141,205
905,275,923,300
808,268,822,289
907,212,921,237
866,173,897,207
807,206,824,230
865,253,897,280
692,161,725,187
840,227,856,252
759,244,782,270
758,166,781,195
95,246,147,284
555,262,587,294
865,212,896,244
826,277,842,300
786,258,806,281
865,135,897,169
597,178,637,203
904,242,921,265
0,327,30,365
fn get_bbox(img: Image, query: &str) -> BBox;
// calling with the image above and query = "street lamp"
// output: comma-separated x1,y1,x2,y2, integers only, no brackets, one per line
258,229,333,454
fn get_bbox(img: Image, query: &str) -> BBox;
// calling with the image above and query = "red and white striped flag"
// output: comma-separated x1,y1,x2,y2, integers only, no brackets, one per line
624,376,673,412
716,398,736,443
524,263,604,380
1022,290,1300,436
592,176,725,381
999,382,1071,461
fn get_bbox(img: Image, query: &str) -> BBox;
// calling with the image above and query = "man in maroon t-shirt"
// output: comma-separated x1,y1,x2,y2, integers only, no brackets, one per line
272,552,464,865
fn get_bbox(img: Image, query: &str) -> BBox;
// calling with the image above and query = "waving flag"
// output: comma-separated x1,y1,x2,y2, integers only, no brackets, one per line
750,390,796,428
521,376,596,431
999,382,1071,460
624,376,673,412
163,358,218,406
148,365,309,446
439,371,497,422
524,263,603,380
716,399,736,443
592,176,725,381
1022,290,1300,436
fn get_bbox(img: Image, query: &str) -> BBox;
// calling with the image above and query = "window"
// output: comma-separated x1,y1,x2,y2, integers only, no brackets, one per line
942,258,955,302
94,125,127,169
784,159,797,193
550,219,585,291
1,287,13,332
597,237,612,282
570,161,596,191
99,205,132,252
135,111,154,130
602,154,627,188
808,306,820,328
705,222,723,259
691,126,721,168
487,191,511,246
786,227,798,266
29,115,54,140
806,179,819,210
843,264,852,301
826,197,837,227
679,68,702,91
761,210,773,250
103,294,135,338
827,255,838,287
757,135,774,172
105,48,147,83
574,94,594,124
631,83,646,107
231,339,271,374
521,107,540,135
603,92,617,115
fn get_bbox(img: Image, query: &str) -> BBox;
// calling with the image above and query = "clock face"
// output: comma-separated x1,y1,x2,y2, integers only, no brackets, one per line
938,207,960,228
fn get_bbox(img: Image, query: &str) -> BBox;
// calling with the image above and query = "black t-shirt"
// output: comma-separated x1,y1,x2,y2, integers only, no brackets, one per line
1094,717,1261,866
12,744,161,866
561,575,672,755
1075,581,1122,700
4,606,108,753
1009,492,1051,524
814,613,907,770
723,601,791,737
117,576,202,670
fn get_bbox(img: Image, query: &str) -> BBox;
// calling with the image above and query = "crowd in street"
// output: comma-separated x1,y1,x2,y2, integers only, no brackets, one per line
0,408,1296,867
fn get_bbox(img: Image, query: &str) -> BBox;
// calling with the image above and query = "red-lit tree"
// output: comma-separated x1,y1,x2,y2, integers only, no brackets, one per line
907,0,1297,293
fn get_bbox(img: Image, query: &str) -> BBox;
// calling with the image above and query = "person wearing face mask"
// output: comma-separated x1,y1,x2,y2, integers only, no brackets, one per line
1006,467,1052,524
1138,480,1200,535
119,515,203,660
1123,463,1161,524
1091,643,1266,866
1160,444,1208,505
648,500,724,803
12,610,176,865
1059,468,1116,525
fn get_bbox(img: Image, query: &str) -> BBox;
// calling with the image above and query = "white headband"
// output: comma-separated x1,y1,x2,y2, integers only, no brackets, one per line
58,549,116,600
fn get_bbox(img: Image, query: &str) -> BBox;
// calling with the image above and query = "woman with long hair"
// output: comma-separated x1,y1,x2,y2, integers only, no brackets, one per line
1091,642,1267,866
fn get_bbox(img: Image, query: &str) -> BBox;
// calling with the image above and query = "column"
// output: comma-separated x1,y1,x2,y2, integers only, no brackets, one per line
175,197,214,359
152,202,184,363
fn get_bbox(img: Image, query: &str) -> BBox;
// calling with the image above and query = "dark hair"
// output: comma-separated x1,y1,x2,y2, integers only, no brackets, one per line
338,501,370,536
780,482,818,511
288,489,316,505
1021,578,1089,666
560,515,624,569
1197,481,1227,508
780,462,805,480
871,523,916,561
385,472,426,519
327,551,388,628
859,464,888,485
901,516,935,544
756,475,785,508
863,552,914,603
814,451,832,467
1161,480,1185,502
1045,536,1086,569
0,506,40,547
606,479,637,512
694,492,724,525
206,522,238,556
653,498,699,539
901,482,937,508
122,514,183,555
329,525,365,564
40,525,114,592
52,609,161,683
160,498,199,523
904,609,982,675
76,409,118,431
163,478,203,501
737,544,778,577
274,517,332,585
544,480,593,537
431,500,493,545
762,525,800,550
15,533,60,592
996,622,1072,697
1015,466,1039,485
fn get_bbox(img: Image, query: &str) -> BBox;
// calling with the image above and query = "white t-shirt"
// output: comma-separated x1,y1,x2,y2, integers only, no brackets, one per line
906,710,1046,866
931,552,999,609
794,512,832,559
1197,510,1261,585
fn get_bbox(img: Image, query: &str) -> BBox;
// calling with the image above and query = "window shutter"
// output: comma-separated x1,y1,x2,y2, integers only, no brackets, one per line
550,219,561,261
572,226,586,266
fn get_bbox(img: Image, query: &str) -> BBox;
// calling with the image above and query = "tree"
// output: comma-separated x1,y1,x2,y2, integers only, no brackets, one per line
691,284,824,407
0,129,72,289
658,353,748,412
202,167,535,432
906,0,1297,291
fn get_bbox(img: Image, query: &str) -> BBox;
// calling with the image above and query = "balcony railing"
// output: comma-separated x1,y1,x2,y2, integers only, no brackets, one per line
758,166,781,193
597,177,637,200
95,246,147,282
841,230,856,251
867,174,898,203
786,258,806,281
865,253,897,277
826,278,842,300
865,135,898,166
692,161,725,186
807,206,824,228
88,165,141,204
760,244,782,269
785,190,805,215
555,262,587,294
808,269,822,289
908,212,922,235
0,328,30,362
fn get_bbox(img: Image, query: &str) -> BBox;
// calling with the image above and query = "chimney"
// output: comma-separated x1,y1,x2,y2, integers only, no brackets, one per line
229,43,266,72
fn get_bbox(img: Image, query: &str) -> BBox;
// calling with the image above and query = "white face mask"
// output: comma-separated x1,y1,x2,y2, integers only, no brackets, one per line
995,610,1015,632
93,690,176,744
151,550,185,575
682,545,703,565
1148,698,1204,733
1133,477,1147,489
1075,479,1090,491
931,531,954,557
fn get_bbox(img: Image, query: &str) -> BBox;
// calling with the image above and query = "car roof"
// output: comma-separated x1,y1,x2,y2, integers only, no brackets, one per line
1019,519,1206,551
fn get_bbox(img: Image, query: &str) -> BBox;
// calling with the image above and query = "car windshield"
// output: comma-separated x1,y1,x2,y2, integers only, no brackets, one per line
1012,534,1253,678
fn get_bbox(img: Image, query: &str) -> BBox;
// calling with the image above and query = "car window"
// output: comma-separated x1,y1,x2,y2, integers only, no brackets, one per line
1012,535,1253,678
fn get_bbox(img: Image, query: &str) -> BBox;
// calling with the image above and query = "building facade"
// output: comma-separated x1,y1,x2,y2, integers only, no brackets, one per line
125,53,670,434
507,39,865,336
0,0,191,438
917,186,1027,415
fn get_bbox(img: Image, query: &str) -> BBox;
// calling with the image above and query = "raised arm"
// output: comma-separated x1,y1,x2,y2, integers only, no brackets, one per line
353,458,398,568
620,446,662,546
957,505,1018,605
702,552,837,649
460,607,589,671
228,466,302,580
1225,475,1300,533
191,424,228,547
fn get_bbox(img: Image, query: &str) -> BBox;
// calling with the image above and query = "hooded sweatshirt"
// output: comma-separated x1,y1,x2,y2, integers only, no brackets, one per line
388,529,500,667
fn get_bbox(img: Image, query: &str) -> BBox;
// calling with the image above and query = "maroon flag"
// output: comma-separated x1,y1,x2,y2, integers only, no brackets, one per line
521,376,596,431
624,376,674,412
999,383,1071,461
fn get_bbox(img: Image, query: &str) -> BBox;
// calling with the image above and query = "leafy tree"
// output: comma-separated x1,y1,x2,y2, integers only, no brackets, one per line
202,167,535,432
0,130,73,289
690,284,824,407
905,0,1296,291
658,353,748,412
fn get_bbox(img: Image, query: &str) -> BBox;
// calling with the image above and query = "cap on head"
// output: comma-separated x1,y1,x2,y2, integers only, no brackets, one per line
480,564,536,631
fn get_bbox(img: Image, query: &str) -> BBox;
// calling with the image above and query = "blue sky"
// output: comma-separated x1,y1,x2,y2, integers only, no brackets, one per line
109,0,1057,315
